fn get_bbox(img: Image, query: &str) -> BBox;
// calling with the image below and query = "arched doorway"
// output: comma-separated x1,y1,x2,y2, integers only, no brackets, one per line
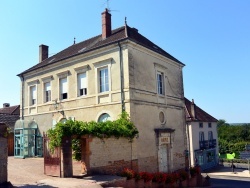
14,120,43,158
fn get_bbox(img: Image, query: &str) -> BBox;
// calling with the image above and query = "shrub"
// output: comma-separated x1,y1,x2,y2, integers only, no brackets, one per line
120,168,135,180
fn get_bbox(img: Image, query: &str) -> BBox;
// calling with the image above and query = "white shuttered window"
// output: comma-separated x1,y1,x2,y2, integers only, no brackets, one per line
77,72,87,96
60,78,68,99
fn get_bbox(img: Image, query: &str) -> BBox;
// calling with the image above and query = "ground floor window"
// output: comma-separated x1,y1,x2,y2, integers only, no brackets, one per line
195,149,216,170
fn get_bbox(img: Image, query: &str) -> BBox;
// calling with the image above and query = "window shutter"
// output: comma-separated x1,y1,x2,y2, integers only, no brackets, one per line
31,86,36,99
60,78,67,93
45,82,51,91
78,73,86,89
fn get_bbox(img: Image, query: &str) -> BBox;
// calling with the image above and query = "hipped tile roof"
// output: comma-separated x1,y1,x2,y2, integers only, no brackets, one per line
185,98,217,122
18,25,184,76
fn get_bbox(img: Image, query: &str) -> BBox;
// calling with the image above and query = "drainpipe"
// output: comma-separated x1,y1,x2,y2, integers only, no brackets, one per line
20,74,24,120
118,41,125,112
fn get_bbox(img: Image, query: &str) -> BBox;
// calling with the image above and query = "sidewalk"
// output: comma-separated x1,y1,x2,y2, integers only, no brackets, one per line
203,165,250,178
8,157,124,188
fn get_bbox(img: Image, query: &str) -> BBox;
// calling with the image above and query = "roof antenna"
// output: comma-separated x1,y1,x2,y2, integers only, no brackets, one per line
73,37,76,44
125,17,128,37
102,0,119,13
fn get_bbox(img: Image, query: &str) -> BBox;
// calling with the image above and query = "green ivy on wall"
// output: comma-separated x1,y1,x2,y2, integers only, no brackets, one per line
47,112,139,161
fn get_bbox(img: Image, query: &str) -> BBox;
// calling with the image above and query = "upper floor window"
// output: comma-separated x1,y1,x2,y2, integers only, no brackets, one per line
208,131,213,140
30,85,37,105
99,67,109,93
77,72,87,96
208,123,212,128
60,77,68,100
199,122,203,128
199,131,204,141
157,72,164,95
44,82,51,102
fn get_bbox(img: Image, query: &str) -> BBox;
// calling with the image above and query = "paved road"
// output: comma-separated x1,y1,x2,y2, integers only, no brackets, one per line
7,157,123,188
203,165,250,188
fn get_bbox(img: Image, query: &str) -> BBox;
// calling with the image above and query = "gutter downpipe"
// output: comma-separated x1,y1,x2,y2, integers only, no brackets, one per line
118,41,125,112
20,74,24,120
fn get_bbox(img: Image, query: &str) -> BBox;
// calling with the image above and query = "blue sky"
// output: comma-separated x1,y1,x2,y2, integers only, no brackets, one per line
0,0,249,123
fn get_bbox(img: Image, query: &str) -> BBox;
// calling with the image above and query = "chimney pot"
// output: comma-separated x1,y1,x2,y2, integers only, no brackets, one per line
191,99,196,119
39,44,49,63
102,8,112,39
3,103,10,108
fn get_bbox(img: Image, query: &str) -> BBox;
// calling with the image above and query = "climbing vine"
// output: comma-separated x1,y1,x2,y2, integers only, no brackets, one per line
47,112,139,160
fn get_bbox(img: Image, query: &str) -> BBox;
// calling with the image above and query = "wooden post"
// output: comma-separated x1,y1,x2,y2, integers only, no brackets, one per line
61,136,73,177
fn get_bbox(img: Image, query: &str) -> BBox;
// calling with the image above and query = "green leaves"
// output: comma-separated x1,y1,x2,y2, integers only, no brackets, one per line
47,112,139,160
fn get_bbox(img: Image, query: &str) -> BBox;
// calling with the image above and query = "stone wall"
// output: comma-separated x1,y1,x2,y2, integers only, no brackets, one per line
0,124,8,184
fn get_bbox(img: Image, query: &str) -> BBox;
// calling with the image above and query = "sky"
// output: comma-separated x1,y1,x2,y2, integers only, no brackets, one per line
0,0,249,123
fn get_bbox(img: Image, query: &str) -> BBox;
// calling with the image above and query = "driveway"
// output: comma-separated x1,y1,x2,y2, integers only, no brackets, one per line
8,157,119,188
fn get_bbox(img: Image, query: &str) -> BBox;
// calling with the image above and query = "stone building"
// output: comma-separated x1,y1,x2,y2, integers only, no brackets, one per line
17,9,187,174
185,98,218,170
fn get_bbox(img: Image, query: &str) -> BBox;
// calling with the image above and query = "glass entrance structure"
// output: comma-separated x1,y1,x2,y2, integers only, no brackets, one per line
14,120,43,158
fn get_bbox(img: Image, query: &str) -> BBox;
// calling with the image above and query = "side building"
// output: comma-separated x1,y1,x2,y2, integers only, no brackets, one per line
0,103,20,156
16,9,187,174
185,98,218,170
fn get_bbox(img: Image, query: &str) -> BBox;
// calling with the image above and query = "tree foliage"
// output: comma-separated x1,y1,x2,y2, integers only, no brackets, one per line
218,119,250,155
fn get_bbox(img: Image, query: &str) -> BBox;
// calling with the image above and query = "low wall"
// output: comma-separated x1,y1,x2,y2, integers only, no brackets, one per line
0,124,8,184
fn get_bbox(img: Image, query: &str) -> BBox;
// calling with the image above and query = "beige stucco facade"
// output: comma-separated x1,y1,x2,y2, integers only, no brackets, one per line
19,37,186,173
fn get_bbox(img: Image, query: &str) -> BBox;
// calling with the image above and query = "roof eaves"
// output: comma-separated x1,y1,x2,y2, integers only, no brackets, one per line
17,37,129,76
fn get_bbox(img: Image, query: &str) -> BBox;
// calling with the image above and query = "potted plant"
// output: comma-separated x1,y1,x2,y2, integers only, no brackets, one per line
120,168,135,180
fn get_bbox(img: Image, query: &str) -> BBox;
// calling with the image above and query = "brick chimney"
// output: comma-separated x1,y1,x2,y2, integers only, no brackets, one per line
39,44,49,63
102,8,112,39
191,99,196,119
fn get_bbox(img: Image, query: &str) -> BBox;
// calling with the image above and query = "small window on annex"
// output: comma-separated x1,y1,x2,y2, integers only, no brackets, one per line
199,122,203,128
14,120,43,158
208,123,212,128
199,131,204,141
208,131,213,140
98,113,111,122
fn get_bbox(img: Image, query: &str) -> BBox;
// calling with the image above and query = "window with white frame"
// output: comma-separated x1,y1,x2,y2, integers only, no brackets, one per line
59,77,68,100
44,82,51,102
99,67,109,93
30,85,37,105
157,72,164,95
77,72,87,96
199,122,203,128
208,122,212,128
